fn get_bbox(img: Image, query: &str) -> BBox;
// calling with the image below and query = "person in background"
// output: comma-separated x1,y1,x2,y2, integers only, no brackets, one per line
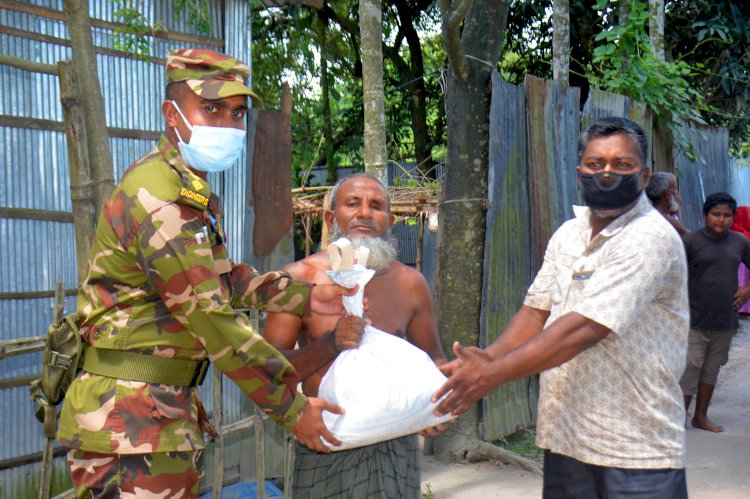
646,171,689,235
730,205,750,318
433,117,689,498
680,193,750,432
57,48,354,497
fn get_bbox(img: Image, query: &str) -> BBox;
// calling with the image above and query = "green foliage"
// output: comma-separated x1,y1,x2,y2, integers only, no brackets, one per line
588,0,710,161
495,427,543,461
253,2,446,186
665,0,750,155
112,0,165,61
503,0,750,152
173,0,213,35
422,483,435,499
111,0,214,60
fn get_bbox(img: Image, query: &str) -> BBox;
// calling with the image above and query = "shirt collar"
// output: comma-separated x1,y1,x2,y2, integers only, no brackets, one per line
158,135,213,211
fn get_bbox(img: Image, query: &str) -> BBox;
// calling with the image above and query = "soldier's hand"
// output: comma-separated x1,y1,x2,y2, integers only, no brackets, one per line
290,398,343,452
334,315,369,352
309,284,358,315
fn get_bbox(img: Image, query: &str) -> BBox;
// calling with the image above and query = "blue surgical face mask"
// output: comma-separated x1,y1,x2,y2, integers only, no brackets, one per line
170,100,246,173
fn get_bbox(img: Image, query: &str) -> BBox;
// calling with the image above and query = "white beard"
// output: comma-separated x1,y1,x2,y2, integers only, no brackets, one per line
330,220,398,271
668,195,680,215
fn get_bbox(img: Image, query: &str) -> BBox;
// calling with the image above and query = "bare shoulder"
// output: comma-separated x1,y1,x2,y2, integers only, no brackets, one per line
388,261,431,293
283,251,331,283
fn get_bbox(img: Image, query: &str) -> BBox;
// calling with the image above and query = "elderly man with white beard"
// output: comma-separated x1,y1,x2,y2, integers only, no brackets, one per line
263,173,447,499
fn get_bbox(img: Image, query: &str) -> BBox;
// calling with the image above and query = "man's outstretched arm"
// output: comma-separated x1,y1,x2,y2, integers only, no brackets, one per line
434,310,610,416
438,305,549,377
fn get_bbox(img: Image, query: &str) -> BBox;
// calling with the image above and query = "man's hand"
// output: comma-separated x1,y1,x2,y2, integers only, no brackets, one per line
334,315,369,351
438,358,463,377
290,398,343,452
733,286,750,310
418,419,455,439
309,284,358,315
432,342,497,417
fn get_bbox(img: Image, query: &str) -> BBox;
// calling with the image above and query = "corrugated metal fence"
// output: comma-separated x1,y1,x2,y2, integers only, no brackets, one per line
0,0,279,496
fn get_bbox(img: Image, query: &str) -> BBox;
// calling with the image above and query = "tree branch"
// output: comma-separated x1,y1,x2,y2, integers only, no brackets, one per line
439,0,474,82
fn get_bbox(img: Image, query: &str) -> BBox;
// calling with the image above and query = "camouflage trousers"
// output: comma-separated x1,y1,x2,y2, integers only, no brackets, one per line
67,448,204,498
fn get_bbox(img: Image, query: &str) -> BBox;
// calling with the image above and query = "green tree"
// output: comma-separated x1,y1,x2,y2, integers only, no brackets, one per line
665,0,750,154
590,0,709,160
433,0,509,462
502,0,750,152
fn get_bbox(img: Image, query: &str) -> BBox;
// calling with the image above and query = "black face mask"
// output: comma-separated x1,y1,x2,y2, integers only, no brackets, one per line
577,169,644,210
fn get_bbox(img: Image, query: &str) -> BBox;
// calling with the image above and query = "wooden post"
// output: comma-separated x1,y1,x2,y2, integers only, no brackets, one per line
58,61,97,284
321,191,331,250
283,434,294,499
416,214,424,272
254,408,266,499
211,369,223,497
39,282,65,499
61,0,115,213
304,214,312,257
280,82,293,115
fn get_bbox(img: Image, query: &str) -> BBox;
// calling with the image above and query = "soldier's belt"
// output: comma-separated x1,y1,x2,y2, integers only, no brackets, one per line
83,345,210,387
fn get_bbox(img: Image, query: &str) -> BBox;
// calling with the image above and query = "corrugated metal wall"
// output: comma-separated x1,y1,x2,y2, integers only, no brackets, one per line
675,126,731,231
525,75,581,270
0,0,270,494
481,73,537,439
730,158,750,207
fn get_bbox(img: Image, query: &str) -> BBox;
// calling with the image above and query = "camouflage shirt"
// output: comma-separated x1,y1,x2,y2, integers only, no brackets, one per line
57,136,309,454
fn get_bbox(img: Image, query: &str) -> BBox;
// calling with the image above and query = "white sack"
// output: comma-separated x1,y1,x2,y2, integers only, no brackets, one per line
320,237,451,451
318,325,453,451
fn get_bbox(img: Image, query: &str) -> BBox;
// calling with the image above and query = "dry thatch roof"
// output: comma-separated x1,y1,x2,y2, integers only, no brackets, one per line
292,181,441,219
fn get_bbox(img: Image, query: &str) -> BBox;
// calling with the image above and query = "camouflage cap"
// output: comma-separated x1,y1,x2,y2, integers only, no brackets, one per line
166,48,262,105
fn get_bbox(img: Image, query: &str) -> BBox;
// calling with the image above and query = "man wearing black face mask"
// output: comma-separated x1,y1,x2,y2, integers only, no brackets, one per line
434,117,689,498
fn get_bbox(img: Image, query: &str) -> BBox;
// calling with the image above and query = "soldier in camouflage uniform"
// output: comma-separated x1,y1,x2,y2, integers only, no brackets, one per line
57,48,354,498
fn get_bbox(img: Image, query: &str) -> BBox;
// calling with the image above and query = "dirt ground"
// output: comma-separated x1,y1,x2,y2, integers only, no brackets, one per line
421,320,750,498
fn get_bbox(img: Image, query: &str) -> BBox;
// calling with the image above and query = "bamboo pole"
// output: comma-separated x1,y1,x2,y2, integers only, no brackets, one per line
283,434,294,499
321,192,331,250
0,336,45,360
416,214,424,272
255,407,266,499
211,368,223,498
304,214,312,257
0,53,57,74
39,282,65,499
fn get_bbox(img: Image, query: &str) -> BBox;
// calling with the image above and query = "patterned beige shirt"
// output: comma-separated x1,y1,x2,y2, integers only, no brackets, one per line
524,194,688,469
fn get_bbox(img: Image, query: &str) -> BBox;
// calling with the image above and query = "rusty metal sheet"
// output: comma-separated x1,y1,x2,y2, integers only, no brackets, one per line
525,75,581,271
581,88,652,168
250,109,293,257
481,72,537,439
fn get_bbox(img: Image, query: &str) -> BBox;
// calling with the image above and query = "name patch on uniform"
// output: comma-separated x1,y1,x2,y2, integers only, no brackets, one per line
572,270,594,281
180,187,209,206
